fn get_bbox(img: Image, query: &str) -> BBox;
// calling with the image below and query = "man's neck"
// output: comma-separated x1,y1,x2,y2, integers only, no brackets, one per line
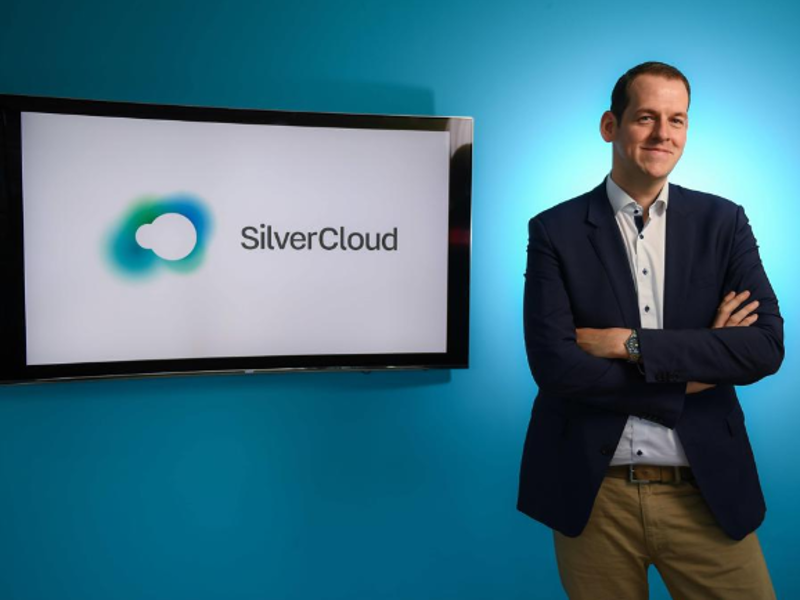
609,170,666,211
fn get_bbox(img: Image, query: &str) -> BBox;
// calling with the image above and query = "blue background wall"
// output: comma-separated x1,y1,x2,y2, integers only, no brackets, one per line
1,1,798,598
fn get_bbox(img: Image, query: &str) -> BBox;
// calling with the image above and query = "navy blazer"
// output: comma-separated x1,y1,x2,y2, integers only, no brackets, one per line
518,182,784,541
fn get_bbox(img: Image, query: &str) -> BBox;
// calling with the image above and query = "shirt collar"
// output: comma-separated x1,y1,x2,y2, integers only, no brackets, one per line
606,174,669,215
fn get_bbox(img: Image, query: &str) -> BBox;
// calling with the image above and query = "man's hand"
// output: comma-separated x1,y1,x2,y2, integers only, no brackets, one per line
575,327,630,360
686,381,716,394
687,290,760,394
711,290,759,329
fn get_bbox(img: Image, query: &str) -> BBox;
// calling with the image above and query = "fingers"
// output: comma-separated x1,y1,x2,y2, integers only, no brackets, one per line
739,313,759,326
712,290,759,329
729,301,759,326
686,381,716,394
712,291,744,328
716,290,750,319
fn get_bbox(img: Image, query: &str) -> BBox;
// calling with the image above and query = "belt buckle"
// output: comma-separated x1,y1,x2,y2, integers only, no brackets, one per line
628,464,652,484
628,465,683,484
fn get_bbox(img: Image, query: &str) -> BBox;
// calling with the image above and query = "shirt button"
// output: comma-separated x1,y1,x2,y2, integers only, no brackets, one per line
644,306,650,312
639,234,644,240
637,450,643,456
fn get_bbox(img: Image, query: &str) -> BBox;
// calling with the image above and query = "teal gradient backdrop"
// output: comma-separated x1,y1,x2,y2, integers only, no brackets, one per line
2,1,798,598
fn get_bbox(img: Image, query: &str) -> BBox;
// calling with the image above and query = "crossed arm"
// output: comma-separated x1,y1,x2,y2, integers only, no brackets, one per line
576,290,760,394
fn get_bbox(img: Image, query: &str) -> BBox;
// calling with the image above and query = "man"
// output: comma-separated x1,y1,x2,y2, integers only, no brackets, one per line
518,62,784,599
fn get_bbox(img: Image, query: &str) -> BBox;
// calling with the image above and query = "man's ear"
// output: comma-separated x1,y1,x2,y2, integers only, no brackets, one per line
600,111,616,142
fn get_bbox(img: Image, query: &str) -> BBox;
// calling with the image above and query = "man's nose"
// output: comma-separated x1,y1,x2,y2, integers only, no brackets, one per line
652,118,670,141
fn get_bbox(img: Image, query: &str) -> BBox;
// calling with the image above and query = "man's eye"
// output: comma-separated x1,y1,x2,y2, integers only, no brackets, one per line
638,116,654,123
672,118,685,126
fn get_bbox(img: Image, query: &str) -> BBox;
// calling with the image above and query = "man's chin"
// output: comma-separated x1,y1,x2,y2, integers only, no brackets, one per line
638,165,675,182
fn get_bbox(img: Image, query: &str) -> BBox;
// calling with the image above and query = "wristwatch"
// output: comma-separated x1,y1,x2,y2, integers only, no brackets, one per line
625,329,641,363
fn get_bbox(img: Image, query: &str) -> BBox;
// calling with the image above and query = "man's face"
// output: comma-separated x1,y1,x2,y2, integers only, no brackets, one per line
601,74,689,187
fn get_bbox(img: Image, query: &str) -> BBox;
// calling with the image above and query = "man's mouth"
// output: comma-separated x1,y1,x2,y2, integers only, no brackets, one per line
642,147,672,154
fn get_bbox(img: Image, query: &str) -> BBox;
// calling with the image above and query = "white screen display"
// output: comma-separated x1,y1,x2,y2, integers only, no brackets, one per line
21,112,450,365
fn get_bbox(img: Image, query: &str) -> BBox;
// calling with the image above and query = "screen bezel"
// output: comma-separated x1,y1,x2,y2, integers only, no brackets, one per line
0,94,472,384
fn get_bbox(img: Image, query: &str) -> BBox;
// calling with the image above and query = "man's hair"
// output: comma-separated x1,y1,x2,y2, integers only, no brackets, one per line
610,61,691,123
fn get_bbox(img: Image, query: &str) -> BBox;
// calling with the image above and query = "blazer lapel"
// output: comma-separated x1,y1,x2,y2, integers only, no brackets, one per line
585,183,641,329
663,184,693,329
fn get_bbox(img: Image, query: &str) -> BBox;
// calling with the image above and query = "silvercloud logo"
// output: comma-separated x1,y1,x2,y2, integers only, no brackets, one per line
241,225,399,252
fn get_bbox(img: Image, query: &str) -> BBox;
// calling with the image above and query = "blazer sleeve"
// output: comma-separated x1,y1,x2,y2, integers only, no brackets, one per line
524,214,685,428
638,205,784,385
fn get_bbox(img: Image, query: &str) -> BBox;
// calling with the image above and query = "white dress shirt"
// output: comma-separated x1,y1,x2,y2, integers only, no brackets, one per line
605,175,689,467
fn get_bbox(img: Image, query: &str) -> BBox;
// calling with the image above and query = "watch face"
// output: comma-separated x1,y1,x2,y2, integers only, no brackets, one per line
625,332,639,356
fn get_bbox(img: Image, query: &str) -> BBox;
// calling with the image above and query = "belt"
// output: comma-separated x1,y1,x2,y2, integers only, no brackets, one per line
607,464,694,484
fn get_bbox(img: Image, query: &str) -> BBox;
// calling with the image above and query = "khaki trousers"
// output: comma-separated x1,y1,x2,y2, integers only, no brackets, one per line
554,476,775,600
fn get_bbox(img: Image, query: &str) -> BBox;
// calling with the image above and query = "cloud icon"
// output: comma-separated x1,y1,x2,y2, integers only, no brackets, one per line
135,212,198,261
108,194,211,277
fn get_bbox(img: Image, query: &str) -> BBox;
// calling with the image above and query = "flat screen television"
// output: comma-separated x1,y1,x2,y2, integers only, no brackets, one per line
0,94,472,384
